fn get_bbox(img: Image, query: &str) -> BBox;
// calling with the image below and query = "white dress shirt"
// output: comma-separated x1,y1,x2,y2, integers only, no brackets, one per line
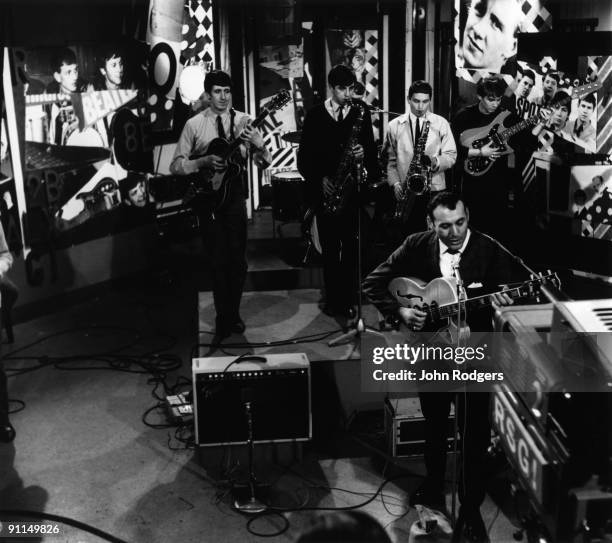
438,229,471,279
325,98,351,122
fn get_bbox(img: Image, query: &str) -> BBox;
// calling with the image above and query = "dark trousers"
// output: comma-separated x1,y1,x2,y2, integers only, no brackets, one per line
317,208,358,311
419,391,491,511
0,362,8,426
201,185,248,331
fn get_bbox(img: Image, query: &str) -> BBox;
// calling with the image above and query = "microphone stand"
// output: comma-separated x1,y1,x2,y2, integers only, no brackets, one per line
328,155,379,346
233,397,267,514
450,260,467,529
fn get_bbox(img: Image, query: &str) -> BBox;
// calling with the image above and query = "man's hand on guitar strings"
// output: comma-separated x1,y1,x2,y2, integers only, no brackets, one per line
479,141,501,160
399,306,427,331
200,154,226,171
240,123,265,149
489,286,513,308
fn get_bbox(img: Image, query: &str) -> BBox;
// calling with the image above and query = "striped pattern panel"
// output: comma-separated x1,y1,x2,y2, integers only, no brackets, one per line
594,56,612,154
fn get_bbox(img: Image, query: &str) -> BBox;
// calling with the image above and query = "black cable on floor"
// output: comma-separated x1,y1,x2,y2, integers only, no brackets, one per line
0,510,129,543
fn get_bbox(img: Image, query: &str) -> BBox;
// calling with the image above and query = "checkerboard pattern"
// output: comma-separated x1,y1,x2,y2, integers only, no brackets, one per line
364,30,381,141
181,0,215,64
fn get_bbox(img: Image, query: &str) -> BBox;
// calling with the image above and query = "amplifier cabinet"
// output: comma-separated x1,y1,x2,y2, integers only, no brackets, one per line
384,396,456,457
192,353,311,447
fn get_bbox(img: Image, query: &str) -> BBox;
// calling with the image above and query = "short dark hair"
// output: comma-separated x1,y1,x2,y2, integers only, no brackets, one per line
52,48,77,73
551,90,573,114
427,191,465,220
408,80,432,99
544,72,559,84
204,70,232,93
476,75,506,98
521,69,536,83
580,93,597,108
296,511,391,543
97,44,124,67
328,64,356,88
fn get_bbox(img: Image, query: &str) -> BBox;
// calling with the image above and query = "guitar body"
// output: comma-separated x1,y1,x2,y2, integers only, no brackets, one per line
389,276,470,345
459,110,515,177
188,137,243,211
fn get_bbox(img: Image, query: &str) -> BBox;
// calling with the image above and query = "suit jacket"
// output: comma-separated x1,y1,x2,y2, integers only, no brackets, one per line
362,229,523,331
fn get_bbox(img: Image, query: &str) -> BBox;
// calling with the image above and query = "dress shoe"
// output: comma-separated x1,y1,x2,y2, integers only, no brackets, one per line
0,423,16,443
453,507,489,543
231,319,246,334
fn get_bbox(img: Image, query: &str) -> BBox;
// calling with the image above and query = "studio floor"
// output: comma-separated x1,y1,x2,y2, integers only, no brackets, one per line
4,209,607,542
0,274,521,542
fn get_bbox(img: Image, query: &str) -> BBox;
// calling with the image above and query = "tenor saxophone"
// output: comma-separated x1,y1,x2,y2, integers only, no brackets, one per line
394,119,432,220
323,100,366,216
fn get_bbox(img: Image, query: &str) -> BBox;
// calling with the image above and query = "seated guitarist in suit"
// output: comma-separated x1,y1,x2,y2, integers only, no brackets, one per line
363,191,523,543
170,70,271,341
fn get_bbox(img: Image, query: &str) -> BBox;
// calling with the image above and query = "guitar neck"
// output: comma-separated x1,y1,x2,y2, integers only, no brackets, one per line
499,115,539,140
437,284,527,319
222,107,269,160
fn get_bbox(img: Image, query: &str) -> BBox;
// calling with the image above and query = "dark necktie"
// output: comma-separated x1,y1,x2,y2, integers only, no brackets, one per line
446,248,459,255
575,122,583,138
216,115,226,139
415,117,421,142
337,106,344,122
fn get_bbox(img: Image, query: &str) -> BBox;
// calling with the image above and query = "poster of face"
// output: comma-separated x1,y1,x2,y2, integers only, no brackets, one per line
569,165,612,240
454,0,552,82
20,43,153,249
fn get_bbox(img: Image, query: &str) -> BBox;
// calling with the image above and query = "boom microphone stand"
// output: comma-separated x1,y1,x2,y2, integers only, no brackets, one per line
328,156,379,346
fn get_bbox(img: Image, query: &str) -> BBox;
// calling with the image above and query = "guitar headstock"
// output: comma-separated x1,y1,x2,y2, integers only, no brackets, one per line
264,89,291,113
518,271,562,301
569,81,601,100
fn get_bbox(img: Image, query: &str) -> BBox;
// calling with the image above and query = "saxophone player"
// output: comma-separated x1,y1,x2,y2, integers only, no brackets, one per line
386,81,457,237
298,65,379,318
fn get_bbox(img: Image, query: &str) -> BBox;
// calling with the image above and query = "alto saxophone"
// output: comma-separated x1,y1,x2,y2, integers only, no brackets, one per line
323,100,366,216
394,119,431,220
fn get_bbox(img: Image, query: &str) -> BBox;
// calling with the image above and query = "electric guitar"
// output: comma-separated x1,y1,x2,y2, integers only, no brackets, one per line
460,82,601,177
186,89,291,211
388,272,561,344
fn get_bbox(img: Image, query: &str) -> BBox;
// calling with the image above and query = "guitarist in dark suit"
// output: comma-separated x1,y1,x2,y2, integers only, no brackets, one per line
170,70,271,341
452,75,538,246
363,191,524,543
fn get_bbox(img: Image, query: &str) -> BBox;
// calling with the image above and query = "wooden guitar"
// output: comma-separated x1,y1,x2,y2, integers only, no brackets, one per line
186,89,290,211
460,82,601,177
388,272,560,344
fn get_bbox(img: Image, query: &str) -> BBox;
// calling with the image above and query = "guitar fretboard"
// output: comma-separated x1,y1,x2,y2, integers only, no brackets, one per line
435,284,530,320
499,115,540,140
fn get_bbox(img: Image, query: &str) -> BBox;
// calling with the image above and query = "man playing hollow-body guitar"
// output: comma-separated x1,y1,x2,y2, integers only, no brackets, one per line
170,70,271,341
363,192,524,543
298,65,379,318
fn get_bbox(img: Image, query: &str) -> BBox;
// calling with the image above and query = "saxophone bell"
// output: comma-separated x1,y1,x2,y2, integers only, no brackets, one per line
406,172,429,195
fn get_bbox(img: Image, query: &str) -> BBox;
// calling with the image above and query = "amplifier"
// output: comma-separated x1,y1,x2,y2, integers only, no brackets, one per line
192,353,311,447
384,396,456,457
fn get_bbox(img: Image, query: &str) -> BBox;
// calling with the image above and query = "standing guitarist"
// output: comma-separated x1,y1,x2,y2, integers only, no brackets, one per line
363,191,523,543
452,75,539,245
170,70,270,341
